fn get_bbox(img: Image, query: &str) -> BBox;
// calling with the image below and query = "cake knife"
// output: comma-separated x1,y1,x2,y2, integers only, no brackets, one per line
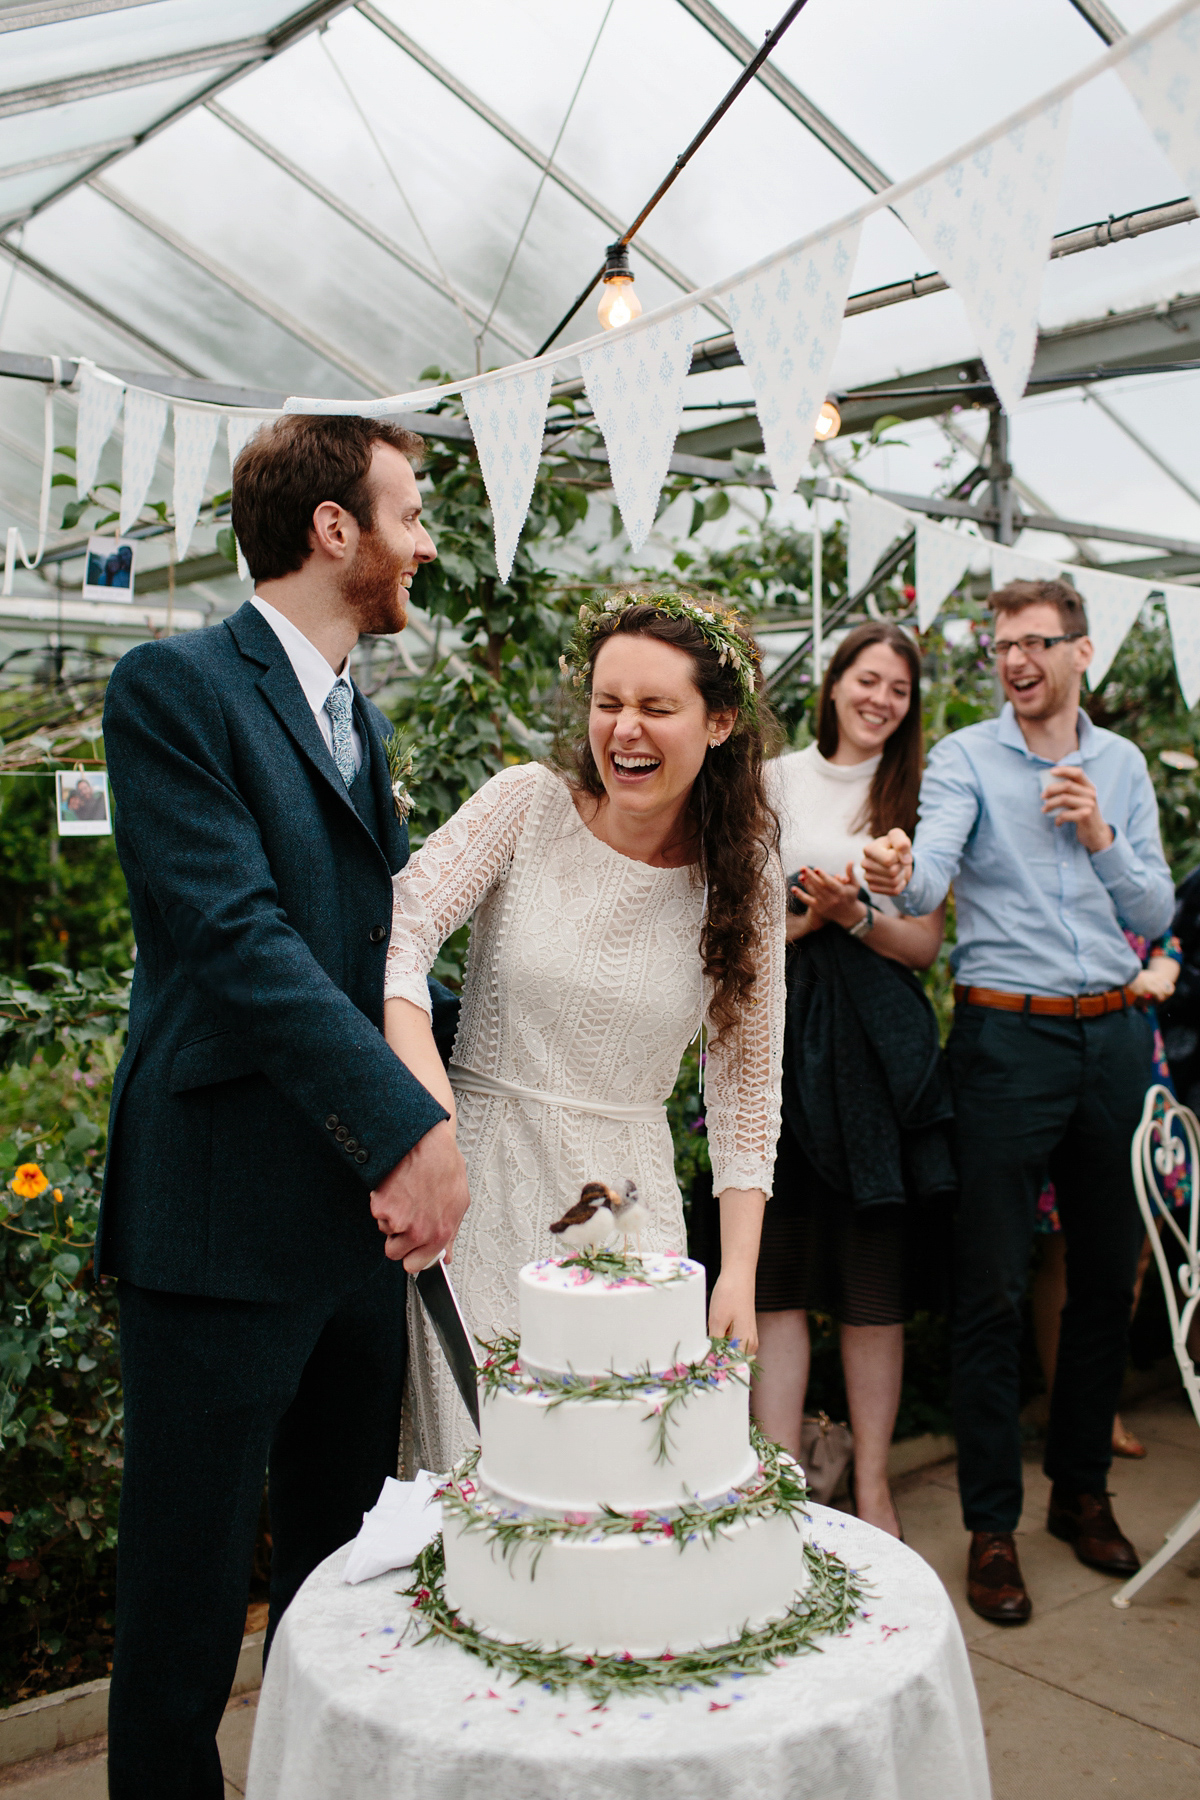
413,1256,481,1431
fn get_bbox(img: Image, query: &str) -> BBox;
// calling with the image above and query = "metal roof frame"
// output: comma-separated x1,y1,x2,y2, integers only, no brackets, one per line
674,0,892,192
1068,0,1127,42
0,0,357,230
0,2,160,32
204,101,534,359
0,33,279,118
0,235,201,370
88,176,390,392
354,0,730,329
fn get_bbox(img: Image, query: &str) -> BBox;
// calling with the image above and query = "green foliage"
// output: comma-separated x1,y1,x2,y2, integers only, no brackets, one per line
0,975,128,1701
1086,599,1200,879
0,777,132,976
385,409,589,853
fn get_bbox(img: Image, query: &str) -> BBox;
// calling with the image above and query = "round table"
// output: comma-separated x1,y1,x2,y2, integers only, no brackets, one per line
245,1506,990,1800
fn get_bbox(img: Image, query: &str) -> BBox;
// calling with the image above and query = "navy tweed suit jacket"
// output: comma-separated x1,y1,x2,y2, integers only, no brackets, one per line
99,600,454,1303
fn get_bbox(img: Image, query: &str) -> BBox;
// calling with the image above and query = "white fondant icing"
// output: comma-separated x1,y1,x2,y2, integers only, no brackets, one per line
477,1374,757,1512
442,1504,811,1657
518,1255,709,1376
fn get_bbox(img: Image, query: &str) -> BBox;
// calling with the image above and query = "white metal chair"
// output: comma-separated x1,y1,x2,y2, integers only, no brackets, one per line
1112,1083,1200,1608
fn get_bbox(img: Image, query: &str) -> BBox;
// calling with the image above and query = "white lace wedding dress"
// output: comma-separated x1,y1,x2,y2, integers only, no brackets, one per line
384,761,785,1472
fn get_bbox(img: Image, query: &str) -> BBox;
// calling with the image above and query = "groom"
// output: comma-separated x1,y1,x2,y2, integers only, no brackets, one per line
100,415,470,1797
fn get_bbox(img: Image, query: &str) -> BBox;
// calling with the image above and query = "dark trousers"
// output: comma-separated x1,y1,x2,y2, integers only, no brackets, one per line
946,1002,1151,1534
107,1257,408,1800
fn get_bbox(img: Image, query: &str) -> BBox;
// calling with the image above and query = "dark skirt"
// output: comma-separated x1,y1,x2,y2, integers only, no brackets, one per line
755,1116,909,1325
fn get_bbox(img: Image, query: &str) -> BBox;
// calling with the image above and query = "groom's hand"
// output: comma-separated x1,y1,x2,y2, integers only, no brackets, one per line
370,1119,470,1272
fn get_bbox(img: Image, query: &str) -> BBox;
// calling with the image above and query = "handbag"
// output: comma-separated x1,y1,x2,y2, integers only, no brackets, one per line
798,1411,854,1505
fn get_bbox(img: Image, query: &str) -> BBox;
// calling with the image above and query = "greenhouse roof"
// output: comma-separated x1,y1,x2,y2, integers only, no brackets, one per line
3,0,1200,639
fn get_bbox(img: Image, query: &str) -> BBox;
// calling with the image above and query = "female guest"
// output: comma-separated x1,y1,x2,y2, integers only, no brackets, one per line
381,594,784,1470
753,621,951,1537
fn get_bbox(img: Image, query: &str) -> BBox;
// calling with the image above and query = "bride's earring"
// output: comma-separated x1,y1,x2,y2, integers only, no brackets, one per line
709,738,720,749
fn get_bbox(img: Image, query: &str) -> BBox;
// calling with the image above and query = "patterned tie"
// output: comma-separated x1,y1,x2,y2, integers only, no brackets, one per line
323,681,356,788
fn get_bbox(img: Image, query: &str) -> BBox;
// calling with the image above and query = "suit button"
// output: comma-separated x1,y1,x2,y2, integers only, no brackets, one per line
354,1149,368,1164
345,1138,358,1153
335,1126,349,1142
325,1115,338,1131
369,925,387,944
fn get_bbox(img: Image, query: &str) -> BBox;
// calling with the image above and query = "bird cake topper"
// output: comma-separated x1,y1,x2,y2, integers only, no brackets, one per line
548,1177,649,1256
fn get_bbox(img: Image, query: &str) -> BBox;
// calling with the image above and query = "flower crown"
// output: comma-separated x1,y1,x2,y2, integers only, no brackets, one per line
560,591,762,723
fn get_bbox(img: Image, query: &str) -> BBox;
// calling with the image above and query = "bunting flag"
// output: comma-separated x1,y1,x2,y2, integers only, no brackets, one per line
578,307,699,552
1117,3,1200,207
914,518,979,630
74,363,125,499
119,388,169,536
172,406,221,562
989,544,1060,588
847,491,910,596
725,224,861,499
463,364,554,582
1071,565,1150,687
895,101,1072,414
227,412,272,581
1161,582,1200,709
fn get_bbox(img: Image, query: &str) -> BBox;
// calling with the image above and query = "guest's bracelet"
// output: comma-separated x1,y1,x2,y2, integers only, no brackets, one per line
848,901,876,940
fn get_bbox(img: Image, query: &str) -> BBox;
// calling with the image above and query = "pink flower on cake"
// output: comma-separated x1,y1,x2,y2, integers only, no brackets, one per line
563,1511,590,1526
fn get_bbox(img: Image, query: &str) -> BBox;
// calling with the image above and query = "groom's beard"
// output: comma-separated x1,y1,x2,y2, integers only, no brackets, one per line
341,529,408,636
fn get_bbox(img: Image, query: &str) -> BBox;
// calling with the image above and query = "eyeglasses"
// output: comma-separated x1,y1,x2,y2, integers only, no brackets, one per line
986,633,1084,663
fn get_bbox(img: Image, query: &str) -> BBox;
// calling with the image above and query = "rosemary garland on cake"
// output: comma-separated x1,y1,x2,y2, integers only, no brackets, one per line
476,1331,753,1465
398,1536,868,1700
440,1425,806,1571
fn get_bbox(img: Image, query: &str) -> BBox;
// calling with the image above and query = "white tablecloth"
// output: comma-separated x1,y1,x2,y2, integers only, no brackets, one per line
245,1506,990,1800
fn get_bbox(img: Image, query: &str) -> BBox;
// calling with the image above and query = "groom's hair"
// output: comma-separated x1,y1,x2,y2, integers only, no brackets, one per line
231,415,424,582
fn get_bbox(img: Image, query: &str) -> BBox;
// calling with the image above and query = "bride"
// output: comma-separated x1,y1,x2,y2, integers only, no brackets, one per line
376,592,785,1471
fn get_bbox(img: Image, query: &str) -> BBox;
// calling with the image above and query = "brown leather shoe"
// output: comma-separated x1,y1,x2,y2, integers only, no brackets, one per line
967,1531,1032,1624
1047,1486,1141,1575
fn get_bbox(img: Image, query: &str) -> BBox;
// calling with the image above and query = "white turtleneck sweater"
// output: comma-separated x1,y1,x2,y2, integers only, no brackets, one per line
768,742,898,915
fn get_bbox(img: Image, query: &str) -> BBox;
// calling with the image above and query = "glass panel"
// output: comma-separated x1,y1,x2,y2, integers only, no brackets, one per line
717,0,1101,188
369,0,865,309
0,155,100,223
218,21,672,371
1,0,298,91
20,182,362,397
0,70,220,169
100,105,505,392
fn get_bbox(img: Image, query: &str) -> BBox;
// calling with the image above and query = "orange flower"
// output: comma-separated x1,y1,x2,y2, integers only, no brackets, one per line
10,1163,49,1200
52,1189,63,1203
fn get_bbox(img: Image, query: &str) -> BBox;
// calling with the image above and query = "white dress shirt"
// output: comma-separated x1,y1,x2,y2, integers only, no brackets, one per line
251,595,363,773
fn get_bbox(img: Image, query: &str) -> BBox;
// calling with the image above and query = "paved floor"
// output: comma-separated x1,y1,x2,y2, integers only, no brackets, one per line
2,1388,1196,1798
892,1387,1200,1799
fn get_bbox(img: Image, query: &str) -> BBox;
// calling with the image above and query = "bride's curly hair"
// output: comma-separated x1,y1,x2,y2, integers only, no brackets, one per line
554,593,781,1039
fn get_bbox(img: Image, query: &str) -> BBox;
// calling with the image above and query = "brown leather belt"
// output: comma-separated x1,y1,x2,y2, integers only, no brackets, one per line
954,983,1137,1018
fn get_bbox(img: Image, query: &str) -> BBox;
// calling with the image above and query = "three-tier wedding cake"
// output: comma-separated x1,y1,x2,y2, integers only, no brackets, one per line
439,1251,810,1658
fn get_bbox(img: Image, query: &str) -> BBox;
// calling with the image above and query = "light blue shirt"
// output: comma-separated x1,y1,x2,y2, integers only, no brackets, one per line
898,703,1174,996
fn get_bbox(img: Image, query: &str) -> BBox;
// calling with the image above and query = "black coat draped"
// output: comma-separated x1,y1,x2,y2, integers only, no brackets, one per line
783,925,956,1212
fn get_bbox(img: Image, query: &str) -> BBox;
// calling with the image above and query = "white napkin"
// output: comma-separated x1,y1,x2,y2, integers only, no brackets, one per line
342,1471,443,1585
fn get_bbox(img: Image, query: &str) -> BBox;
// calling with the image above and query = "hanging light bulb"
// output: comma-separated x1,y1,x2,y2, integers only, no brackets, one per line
813,399,841,442
597,242,643,331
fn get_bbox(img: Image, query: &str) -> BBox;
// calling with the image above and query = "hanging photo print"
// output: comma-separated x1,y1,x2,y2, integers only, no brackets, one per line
82,535,136,601
56,770,112,837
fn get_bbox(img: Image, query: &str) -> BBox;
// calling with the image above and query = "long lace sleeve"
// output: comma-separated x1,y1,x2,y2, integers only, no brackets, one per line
384,762,542,1015
703,854,785,1198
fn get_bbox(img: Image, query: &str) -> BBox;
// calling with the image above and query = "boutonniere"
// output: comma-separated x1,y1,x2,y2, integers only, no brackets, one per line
383,729,417,822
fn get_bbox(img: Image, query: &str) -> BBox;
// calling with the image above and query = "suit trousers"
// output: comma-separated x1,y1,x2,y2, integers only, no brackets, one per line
106,1257,408,1799
945,1002,1151,1534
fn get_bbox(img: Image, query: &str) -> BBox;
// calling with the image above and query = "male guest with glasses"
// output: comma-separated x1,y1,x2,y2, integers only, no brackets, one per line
863,578,1173,1624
